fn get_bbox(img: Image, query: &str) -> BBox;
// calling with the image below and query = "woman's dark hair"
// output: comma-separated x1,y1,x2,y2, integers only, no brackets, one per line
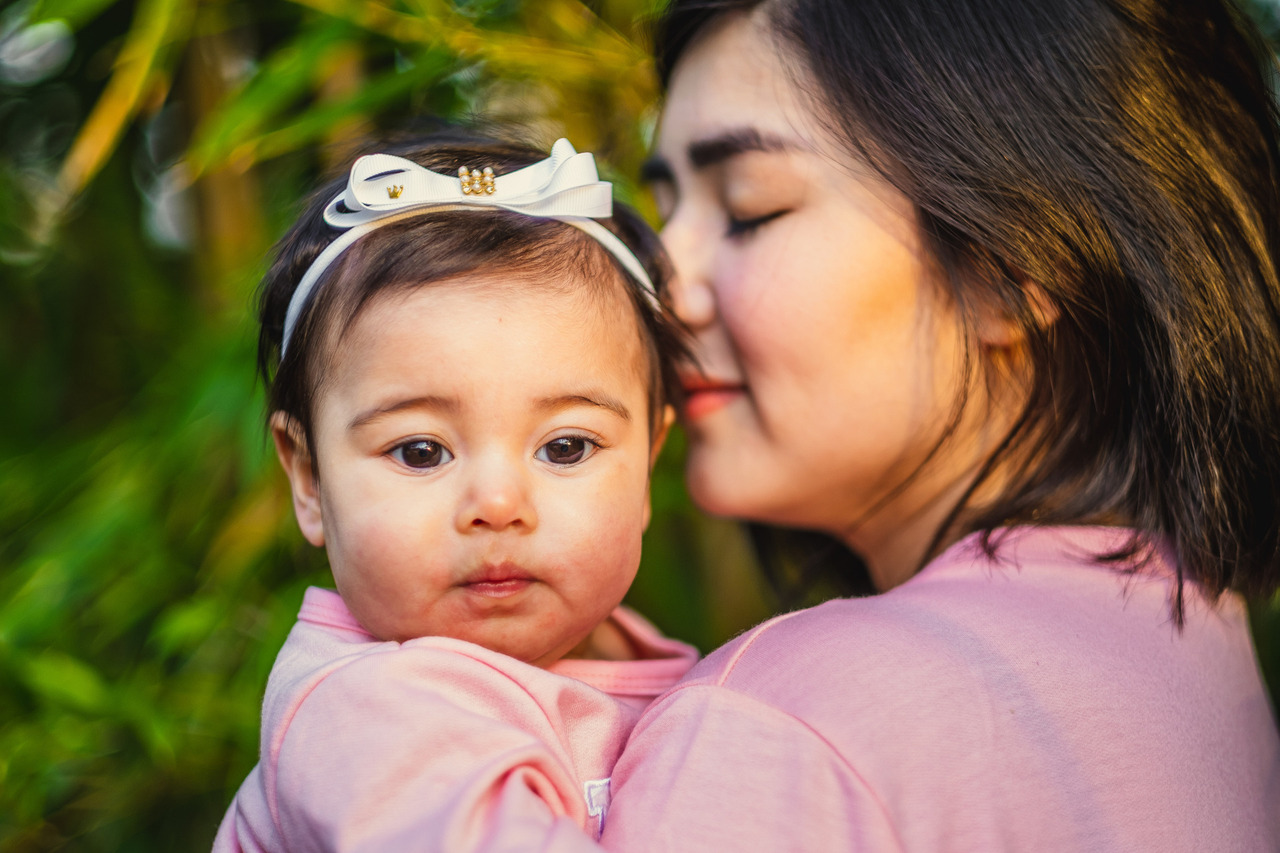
655,0,1280,617
258,130,690,464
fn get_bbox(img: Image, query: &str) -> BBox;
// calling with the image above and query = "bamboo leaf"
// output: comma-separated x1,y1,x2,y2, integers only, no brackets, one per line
191,48,456,172
201,480,290,584
288,0,647,79
150,599,224,658
54,0,189,205
19,650,114,714
28,0,121,31
185,19,354,177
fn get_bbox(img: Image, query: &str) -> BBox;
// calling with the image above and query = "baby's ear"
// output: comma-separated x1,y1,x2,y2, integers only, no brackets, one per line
642,405,677,531
270,411,325,547
650,405,676,468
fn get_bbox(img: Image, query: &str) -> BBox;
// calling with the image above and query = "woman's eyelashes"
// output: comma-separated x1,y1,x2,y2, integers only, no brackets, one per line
726,209,787,238
536,435,602,467
391,438,453,470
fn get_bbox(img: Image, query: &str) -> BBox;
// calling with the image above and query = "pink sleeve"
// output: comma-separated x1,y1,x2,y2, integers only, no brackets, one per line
269,649,604,853
214,764,272,852
600,685,902,852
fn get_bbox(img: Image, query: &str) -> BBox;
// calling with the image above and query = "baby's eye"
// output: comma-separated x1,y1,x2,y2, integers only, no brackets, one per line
537,436,599,467
392,439,453,470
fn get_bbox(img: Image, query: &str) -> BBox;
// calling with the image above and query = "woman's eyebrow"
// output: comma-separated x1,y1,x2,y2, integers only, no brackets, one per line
688,128,793,169
641,128,796,184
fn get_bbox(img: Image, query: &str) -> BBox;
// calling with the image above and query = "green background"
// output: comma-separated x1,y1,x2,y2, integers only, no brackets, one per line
1,0,1276,849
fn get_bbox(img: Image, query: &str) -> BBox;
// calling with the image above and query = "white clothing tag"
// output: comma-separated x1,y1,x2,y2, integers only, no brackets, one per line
583,778,612,838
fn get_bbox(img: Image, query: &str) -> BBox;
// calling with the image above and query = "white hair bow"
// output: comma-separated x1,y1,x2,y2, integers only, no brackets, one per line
324,137,614,226
281,138,656,356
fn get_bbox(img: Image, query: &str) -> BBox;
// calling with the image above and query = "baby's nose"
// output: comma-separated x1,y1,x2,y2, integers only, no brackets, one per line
455,460,537,533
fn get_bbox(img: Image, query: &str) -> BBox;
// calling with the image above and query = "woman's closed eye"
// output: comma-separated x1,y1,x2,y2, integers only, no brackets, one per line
536,435,602,467
727,209,788,238
391,438,453,470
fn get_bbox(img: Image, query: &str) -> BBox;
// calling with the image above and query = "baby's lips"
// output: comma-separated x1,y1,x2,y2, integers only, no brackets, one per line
457,562,538,601
460,560,535,586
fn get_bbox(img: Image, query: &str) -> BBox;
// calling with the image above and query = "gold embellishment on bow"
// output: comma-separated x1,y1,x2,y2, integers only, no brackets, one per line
387,185,404,199
459,166,496,196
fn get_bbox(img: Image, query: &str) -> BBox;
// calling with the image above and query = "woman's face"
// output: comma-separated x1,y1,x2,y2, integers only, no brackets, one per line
650,12,994,584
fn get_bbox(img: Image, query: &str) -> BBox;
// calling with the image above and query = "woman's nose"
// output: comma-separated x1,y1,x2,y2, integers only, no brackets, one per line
661,215,716,329
455,460,536,533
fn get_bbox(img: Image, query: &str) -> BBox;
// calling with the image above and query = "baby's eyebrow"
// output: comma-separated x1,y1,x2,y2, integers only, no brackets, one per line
348,395,459,430
537,393,632,422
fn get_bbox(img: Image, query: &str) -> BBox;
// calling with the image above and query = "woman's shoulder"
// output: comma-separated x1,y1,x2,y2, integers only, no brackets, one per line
681,525,1260,729
633,526,1277,850
619,527,1278,850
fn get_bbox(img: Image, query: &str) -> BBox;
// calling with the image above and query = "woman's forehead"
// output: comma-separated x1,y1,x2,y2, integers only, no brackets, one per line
659,12,824,166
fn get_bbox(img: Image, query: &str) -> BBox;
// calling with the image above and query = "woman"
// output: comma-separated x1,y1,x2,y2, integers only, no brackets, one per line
594,0,1280,849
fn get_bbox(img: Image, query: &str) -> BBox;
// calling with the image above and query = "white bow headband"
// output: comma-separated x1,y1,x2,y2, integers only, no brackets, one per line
280,138,657,357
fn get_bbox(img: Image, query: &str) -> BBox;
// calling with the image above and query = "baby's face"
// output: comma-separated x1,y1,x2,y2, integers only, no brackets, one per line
297,274,658,666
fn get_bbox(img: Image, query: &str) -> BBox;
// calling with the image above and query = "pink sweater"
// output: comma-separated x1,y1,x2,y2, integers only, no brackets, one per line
601,527,1280,851
213,587,698,853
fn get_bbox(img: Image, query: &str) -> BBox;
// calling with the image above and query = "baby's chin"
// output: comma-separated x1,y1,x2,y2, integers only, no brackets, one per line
348,587,624,667
563,616,637,663
366,617,586,669
516,630,599,669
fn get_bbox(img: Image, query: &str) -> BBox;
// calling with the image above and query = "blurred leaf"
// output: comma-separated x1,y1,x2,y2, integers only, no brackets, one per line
201,478,291,583
55,0,189,207
190,42,457,176
291,0,649,80
18,651,114,715
1249,593,1280,704
29,0,120,31
150,597,223,659
185,18,355,176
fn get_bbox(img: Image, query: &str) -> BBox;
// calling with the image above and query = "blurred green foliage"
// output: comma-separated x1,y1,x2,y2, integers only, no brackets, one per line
0,1,772,848
0,0,1276,849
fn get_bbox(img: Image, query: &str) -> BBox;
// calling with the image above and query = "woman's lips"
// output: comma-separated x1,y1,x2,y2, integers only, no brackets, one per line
682,377,744,420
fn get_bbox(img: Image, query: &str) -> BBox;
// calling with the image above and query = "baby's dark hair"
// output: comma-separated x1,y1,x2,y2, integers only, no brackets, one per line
257,130,690,462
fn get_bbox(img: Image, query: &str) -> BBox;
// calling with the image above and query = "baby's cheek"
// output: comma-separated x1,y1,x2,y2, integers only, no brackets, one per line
331,510,446,640
340,576,441,644
348,512,404,562
577,508,645,596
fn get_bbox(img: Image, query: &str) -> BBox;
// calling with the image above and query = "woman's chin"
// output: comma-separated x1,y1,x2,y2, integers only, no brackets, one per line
684,458,742,518
684,455,777,524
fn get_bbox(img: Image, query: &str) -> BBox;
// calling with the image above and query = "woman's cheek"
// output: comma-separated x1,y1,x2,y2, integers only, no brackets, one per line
714,254,779,346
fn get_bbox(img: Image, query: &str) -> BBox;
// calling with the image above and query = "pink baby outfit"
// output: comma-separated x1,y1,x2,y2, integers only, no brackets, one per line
213,587,698,853
601,527,1280,852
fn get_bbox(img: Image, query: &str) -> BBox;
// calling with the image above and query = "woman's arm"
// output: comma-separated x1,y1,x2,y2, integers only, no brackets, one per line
599,683,898,852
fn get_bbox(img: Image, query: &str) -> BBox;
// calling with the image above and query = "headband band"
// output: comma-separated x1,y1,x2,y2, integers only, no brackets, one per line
280,138,657,357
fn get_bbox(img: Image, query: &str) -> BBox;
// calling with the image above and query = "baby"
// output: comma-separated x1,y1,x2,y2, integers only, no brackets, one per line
214,133,698,852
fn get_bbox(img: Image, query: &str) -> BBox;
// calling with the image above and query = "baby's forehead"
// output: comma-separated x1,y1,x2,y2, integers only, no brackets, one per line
340,268,654,384
320,272,654,424
359,266,643,334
